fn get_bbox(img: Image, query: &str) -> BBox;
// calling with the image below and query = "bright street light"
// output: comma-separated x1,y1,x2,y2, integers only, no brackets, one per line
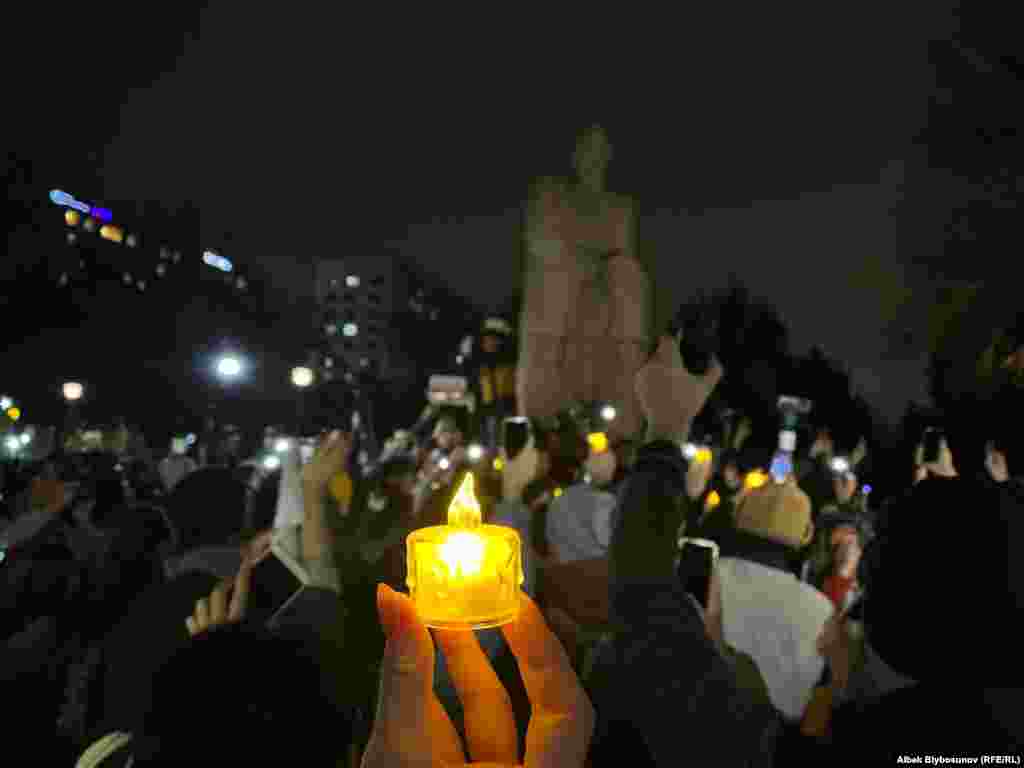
216,356,243,379
63,381,85,402
291,366,315,388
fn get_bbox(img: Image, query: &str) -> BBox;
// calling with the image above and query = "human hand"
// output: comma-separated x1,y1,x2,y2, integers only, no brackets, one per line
635,335,723,444
362,584,594,768
833,538,862,580
242,530,274,564
185,558,253,637
301,431,352,497
816,609,853,696
685,456,713,500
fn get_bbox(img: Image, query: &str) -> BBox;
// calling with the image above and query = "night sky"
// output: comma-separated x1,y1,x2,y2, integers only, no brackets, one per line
6,2,1020,434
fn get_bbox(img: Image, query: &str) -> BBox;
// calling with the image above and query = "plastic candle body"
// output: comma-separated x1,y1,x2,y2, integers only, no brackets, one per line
407,473,523,630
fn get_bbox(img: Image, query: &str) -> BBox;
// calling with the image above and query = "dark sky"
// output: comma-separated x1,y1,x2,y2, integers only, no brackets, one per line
8,2,1019,426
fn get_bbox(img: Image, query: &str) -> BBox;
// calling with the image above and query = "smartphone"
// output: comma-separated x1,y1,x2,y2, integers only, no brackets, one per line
921,429,943,464
770,452,793,483
503,417,531,461
171,437,188,455
676,537,719,610
244,543,310,627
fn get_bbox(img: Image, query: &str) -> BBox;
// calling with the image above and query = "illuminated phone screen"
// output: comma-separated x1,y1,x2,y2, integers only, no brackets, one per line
770,452,792,482
677,538,719,610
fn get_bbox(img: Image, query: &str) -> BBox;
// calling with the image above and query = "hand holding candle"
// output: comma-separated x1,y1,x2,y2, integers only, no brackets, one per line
406,472,523,630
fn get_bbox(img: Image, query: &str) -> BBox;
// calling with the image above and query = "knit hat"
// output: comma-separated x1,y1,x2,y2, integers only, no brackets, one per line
733,480,814,550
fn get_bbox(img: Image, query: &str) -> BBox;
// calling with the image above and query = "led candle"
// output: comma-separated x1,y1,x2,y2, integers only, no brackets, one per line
406,472,523,630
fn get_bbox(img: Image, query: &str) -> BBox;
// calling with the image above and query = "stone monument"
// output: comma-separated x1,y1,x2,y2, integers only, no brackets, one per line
517,125,651,439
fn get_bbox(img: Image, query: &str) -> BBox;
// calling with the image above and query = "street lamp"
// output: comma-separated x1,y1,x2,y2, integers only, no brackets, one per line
216,356,243,379
63,381,85,402
291,366,314,388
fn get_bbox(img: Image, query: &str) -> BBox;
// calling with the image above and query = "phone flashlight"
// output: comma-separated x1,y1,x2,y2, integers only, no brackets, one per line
830,457,851,474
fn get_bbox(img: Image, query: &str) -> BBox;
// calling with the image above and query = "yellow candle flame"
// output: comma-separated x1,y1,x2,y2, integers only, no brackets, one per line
448,472,481,529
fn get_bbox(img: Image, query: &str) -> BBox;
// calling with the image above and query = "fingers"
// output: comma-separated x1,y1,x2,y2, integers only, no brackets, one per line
191,596,210,635
435,629,518,765
429,696,466,766
502,593,594,768
653,335,679,367
368,584,445,760
703,355,725,388
229,560,252,623
186,568,250,637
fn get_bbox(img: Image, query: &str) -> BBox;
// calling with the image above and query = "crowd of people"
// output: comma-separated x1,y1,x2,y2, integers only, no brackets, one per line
2,319,1022,766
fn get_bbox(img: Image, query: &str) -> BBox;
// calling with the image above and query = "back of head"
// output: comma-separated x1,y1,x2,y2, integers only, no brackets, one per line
131,623,351,766
863,475,1024,685
165,468,249,553
733,481,814,550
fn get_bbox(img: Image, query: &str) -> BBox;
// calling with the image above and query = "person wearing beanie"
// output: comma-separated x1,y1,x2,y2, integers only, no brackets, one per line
716,479,833,722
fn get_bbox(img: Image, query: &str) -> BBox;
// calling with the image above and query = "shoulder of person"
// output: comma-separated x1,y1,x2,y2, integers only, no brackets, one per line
794,579,835,621
608,190,635,212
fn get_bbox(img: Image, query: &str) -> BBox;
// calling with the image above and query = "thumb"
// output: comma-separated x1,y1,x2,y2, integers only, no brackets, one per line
373,584,435,733
654,335,678,366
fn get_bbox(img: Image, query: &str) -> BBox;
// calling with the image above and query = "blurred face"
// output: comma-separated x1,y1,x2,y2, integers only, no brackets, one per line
831,525,859,550
833,473,857,504
810,432,834,459
723,463,741,490
585,449,618,488
435,430,454,450
986,446,1009,483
